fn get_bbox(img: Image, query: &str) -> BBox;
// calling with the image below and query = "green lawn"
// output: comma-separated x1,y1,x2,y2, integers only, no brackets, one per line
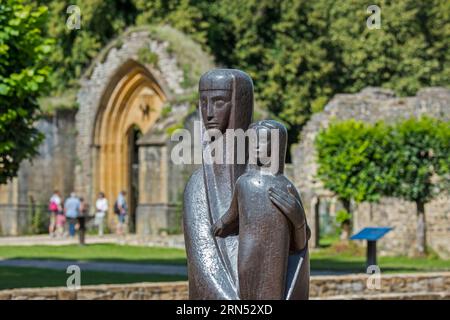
318,234,340,248
311,250,450,273
1,244,449,273
0,244,187,265
0,266,186,290
0,243,448,291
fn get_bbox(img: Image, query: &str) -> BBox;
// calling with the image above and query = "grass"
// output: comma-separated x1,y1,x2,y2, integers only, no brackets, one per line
0,266,186,290
310,241,450,273
0,244,187,265
1,243,448,273
318,234,340,248
0,243,448,290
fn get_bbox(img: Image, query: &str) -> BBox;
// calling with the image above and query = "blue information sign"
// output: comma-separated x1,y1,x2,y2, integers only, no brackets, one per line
350,227,393,241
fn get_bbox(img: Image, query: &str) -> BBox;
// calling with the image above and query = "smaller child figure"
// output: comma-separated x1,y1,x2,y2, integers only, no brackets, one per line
213,120,309,300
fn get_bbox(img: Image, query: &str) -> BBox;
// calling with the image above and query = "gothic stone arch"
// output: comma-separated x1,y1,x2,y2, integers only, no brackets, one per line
75,27,212,233
91,59,166,228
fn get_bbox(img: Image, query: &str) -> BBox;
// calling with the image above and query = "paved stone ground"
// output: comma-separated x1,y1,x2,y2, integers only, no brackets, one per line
0,234,185,248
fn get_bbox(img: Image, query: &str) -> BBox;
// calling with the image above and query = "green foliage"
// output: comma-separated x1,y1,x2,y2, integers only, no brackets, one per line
137,47,159,67
166,123,184,136
148,25,214,89
39,0,138,94
34,0,449,147
316,116,450,209
0,0,53,184
205,0,450,144
27,204,48,235
134,0,210,47
315,119,394,203
386,117,450,204
160,105,172,118
37,88,78,113
335,210,352,225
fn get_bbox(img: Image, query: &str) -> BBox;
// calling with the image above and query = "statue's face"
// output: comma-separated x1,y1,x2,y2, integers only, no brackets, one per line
255,127,272,166
200,90,232,133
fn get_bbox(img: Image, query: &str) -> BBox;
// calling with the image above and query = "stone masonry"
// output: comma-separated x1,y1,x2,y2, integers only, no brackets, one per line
1,272,448,300
292,87,450,257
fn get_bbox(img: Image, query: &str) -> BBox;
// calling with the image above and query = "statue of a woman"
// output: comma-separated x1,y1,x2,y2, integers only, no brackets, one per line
183,69,309,300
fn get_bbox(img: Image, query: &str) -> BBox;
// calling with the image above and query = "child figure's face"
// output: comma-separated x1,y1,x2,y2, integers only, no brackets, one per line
255,127,272,166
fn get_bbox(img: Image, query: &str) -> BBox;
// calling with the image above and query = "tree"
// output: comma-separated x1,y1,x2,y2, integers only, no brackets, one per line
315,120,394,238
226,0,450,146
315,117,449,253
34,0,450,148
385,117,449,256
0,0,53,184
38,0,138,94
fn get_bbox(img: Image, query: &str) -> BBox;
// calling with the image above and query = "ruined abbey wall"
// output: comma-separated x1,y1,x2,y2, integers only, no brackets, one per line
292,87,450,258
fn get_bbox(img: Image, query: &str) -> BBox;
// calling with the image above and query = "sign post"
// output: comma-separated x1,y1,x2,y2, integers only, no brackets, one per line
350,227,393,268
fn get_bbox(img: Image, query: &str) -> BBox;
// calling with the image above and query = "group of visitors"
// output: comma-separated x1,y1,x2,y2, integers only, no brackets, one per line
48,190,128,242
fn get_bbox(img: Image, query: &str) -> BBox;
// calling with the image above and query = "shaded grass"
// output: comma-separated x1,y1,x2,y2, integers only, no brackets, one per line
0,266,186,290
0,244,187,265
0,243,448,277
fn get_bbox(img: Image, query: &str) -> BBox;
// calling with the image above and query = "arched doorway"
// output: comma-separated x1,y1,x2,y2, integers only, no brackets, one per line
128,125,142,233
92,60,166,230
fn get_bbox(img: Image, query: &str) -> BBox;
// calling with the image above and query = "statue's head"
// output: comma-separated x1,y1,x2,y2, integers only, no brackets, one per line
199,69,253,133
248,120,287,173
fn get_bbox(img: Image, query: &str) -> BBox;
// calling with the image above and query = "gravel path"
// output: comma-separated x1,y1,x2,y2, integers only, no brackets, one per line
0,234,185,248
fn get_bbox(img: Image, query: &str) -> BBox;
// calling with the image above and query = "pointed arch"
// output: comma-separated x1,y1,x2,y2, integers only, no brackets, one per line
92,60,166,223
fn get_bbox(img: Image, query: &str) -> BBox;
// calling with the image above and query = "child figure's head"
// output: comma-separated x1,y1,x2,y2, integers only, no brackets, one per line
248,120,287,173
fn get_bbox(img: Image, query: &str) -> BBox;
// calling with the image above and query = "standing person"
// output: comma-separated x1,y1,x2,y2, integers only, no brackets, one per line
64,192,80,238
48,190,62,237
95,192,108,236
78,197,89,245
55,209,66,238
114,190,127,235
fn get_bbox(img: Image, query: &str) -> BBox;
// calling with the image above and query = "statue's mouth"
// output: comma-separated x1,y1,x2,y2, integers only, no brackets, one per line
206,122,220,129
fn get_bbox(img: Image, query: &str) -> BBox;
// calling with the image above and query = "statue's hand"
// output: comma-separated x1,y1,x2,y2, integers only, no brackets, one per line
212,218,226,237
269,185,306,228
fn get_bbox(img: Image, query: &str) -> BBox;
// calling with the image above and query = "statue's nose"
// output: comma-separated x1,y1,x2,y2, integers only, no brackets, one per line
207,103,214,120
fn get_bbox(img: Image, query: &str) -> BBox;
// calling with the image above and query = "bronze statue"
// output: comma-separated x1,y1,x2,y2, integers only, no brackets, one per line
183,69,310,300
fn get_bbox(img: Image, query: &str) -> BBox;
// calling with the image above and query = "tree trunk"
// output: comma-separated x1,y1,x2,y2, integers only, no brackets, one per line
340,220,351,240
415,201,427,256
341,199,352,240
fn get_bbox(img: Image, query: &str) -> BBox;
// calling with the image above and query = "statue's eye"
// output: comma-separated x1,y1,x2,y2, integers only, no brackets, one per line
215,100,225,108
201,99,207,108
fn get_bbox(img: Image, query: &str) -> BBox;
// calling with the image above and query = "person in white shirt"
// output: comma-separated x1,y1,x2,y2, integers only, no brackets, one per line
95,192,108,236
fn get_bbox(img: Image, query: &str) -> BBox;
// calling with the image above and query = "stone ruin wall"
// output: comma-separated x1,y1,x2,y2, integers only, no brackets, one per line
0,109,77,235
292,87,450,258
1,272,448,300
